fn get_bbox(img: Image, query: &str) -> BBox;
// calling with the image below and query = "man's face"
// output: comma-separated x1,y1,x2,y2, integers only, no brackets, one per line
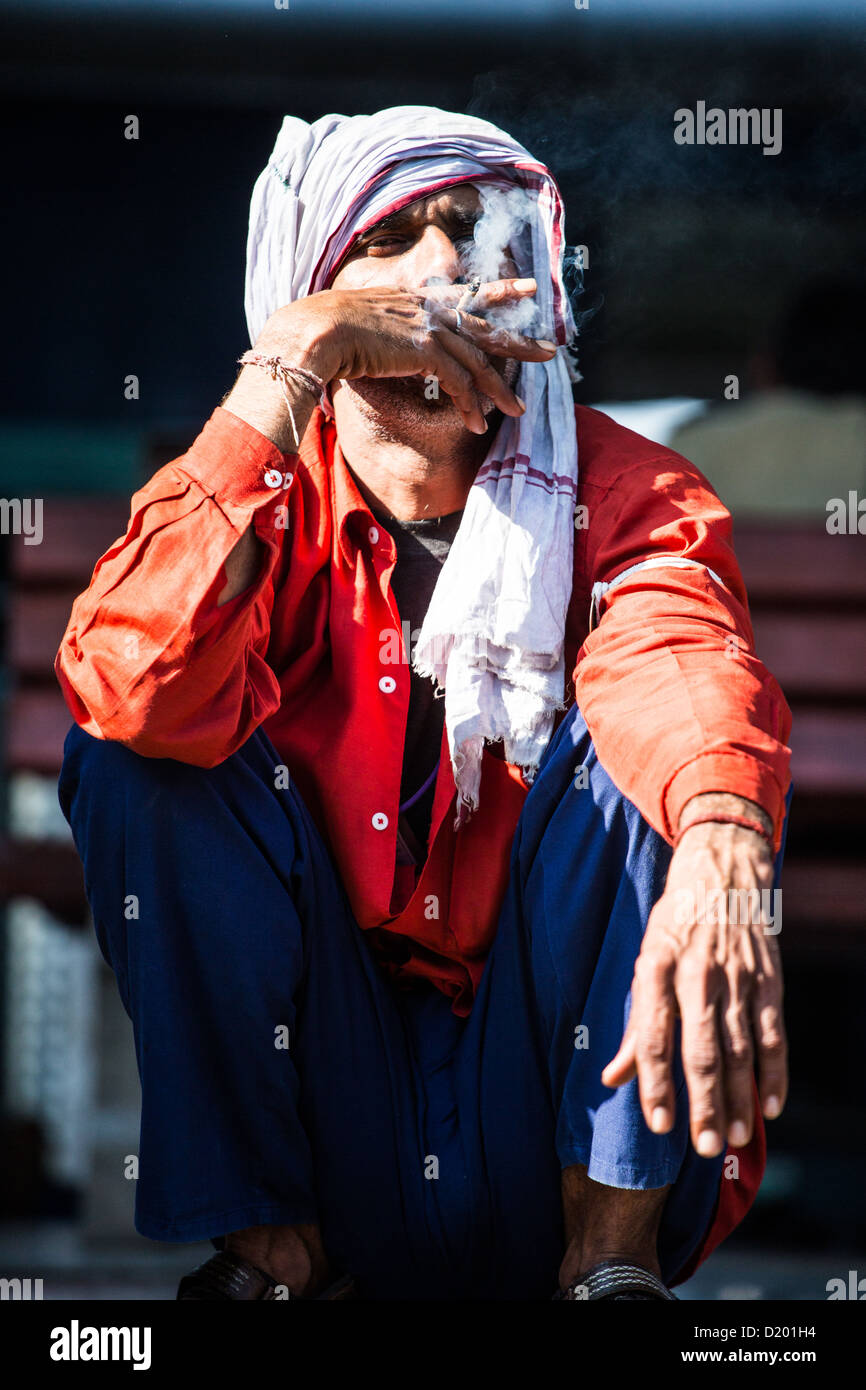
328,182,522,427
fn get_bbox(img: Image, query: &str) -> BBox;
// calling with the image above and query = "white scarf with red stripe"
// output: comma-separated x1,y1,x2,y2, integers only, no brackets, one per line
246,105,579,824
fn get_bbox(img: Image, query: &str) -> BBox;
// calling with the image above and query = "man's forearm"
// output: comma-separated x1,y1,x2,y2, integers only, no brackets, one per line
222,359,324,454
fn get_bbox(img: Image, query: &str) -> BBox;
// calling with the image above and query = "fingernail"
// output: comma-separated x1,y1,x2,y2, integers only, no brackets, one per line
696,1130,722,1157
514,395,526,411
764,1095,781,1119
535,339,557,351
729,1120,749,1147
651,1107,669,1133
513,278,536,291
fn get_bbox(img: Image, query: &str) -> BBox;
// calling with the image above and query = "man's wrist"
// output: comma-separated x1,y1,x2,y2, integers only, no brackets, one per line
222,307,342,454
678,791,774,836
222,367,299,454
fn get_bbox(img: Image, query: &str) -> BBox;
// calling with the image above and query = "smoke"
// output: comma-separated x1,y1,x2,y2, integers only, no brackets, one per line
466,52,866,348
463,184,544,337
413,181,588,382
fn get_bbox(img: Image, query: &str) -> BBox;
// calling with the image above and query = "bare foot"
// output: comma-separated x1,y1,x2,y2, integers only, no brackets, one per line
559,1163,668,1290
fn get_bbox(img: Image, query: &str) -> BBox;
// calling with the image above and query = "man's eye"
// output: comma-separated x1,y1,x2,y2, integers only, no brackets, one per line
367,235,406,253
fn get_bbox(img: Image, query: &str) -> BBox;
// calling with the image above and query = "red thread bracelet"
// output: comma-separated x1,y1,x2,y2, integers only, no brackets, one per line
673,813,774,852
237,351,328,449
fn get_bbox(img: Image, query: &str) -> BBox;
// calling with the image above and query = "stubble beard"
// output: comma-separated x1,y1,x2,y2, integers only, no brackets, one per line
338,357,522,449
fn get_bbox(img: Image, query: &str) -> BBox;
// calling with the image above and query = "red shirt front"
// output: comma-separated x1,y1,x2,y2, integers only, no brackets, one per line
55,401,792,1272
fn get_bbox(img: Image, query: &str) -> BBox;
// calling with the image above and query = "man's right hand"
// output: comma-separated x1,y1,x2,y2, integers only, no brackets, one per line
248,277,558,437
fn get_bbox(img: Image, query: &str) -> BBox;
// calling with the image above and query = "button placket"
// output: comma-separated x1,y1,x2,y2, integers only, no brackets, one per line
368,515,400,843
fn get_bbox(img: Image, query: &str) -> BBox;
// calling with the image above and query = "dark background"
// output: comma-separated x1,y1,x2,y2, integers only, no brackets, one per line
1,0,864,1299
2,1,866,432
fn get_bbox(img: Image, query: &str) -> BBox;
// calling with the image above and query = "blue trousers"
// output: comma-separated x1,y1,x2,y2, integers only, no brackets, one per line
58,704,730,1300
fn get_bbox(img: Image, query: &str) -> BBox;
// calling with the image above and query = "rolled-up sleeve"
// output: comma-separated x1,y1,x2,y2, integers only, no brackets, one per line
572,453,792,851
55,407,297,765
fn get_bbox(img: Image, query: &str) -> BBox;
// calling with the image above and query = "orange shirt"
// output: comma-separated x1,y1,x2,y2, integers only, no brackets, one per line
56,403,792,1015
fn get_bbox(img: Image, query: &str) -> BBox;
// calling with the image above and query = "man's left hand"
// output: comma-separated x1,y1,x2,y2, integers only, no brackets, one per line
601,793,787,1157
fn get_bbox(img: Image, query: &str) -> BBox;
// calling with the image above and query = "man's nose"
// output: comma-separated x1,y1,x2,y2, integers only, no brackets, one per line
414,225,465,286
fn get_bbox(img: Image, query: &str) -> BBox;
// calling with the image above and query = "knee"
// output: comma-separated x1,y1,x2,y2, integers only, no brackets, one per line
58,722,201,830
60,724,124,814
61,723,152,797
62,723,138,777
518,703,671,901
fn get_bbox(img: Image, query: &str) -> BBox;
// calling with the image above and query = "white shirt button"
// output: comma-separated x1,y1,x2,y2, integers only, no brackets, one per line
379,676,396,693
372,812,389,830
368,525,379,544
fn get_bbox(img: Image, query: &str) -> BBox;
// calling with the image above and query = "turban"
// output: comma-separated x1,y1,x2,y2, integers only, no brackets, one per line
245,105,579,823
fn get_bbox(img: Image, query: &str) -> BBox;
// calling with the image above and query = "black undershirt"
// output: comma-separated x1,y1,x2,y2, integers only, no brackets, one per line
369,500,464,858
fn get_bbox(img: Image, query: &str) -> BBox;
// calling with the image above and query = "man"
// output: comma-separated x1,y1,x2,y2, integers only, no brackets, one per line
56,106,791,1301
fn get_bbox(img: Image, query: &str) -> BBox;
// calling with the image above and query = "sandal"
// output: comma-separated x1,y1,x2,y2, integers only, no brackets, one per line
177,1250,357,1300
553,1259,676,1301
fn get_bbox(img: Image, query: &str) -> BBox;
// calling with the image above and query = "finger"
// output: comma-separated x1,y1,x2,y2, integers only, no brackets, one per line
435,328,527,417
751,938,788,1120
719,965,756,1147
425,277,538,312
631,952,678,1135
601,1023,637,1089
444,307,559,361
677,955,727,1157
469,277,540,311
426,342,488,433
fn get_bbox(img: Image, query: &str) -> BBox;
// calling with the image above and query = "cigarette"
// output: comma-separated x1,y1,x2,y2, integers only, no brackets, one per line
456,275,482,311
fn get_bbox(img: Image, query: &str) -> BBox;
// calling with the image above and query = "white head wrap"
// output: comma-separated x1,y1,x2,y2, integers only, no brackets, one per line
246,105,579,824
